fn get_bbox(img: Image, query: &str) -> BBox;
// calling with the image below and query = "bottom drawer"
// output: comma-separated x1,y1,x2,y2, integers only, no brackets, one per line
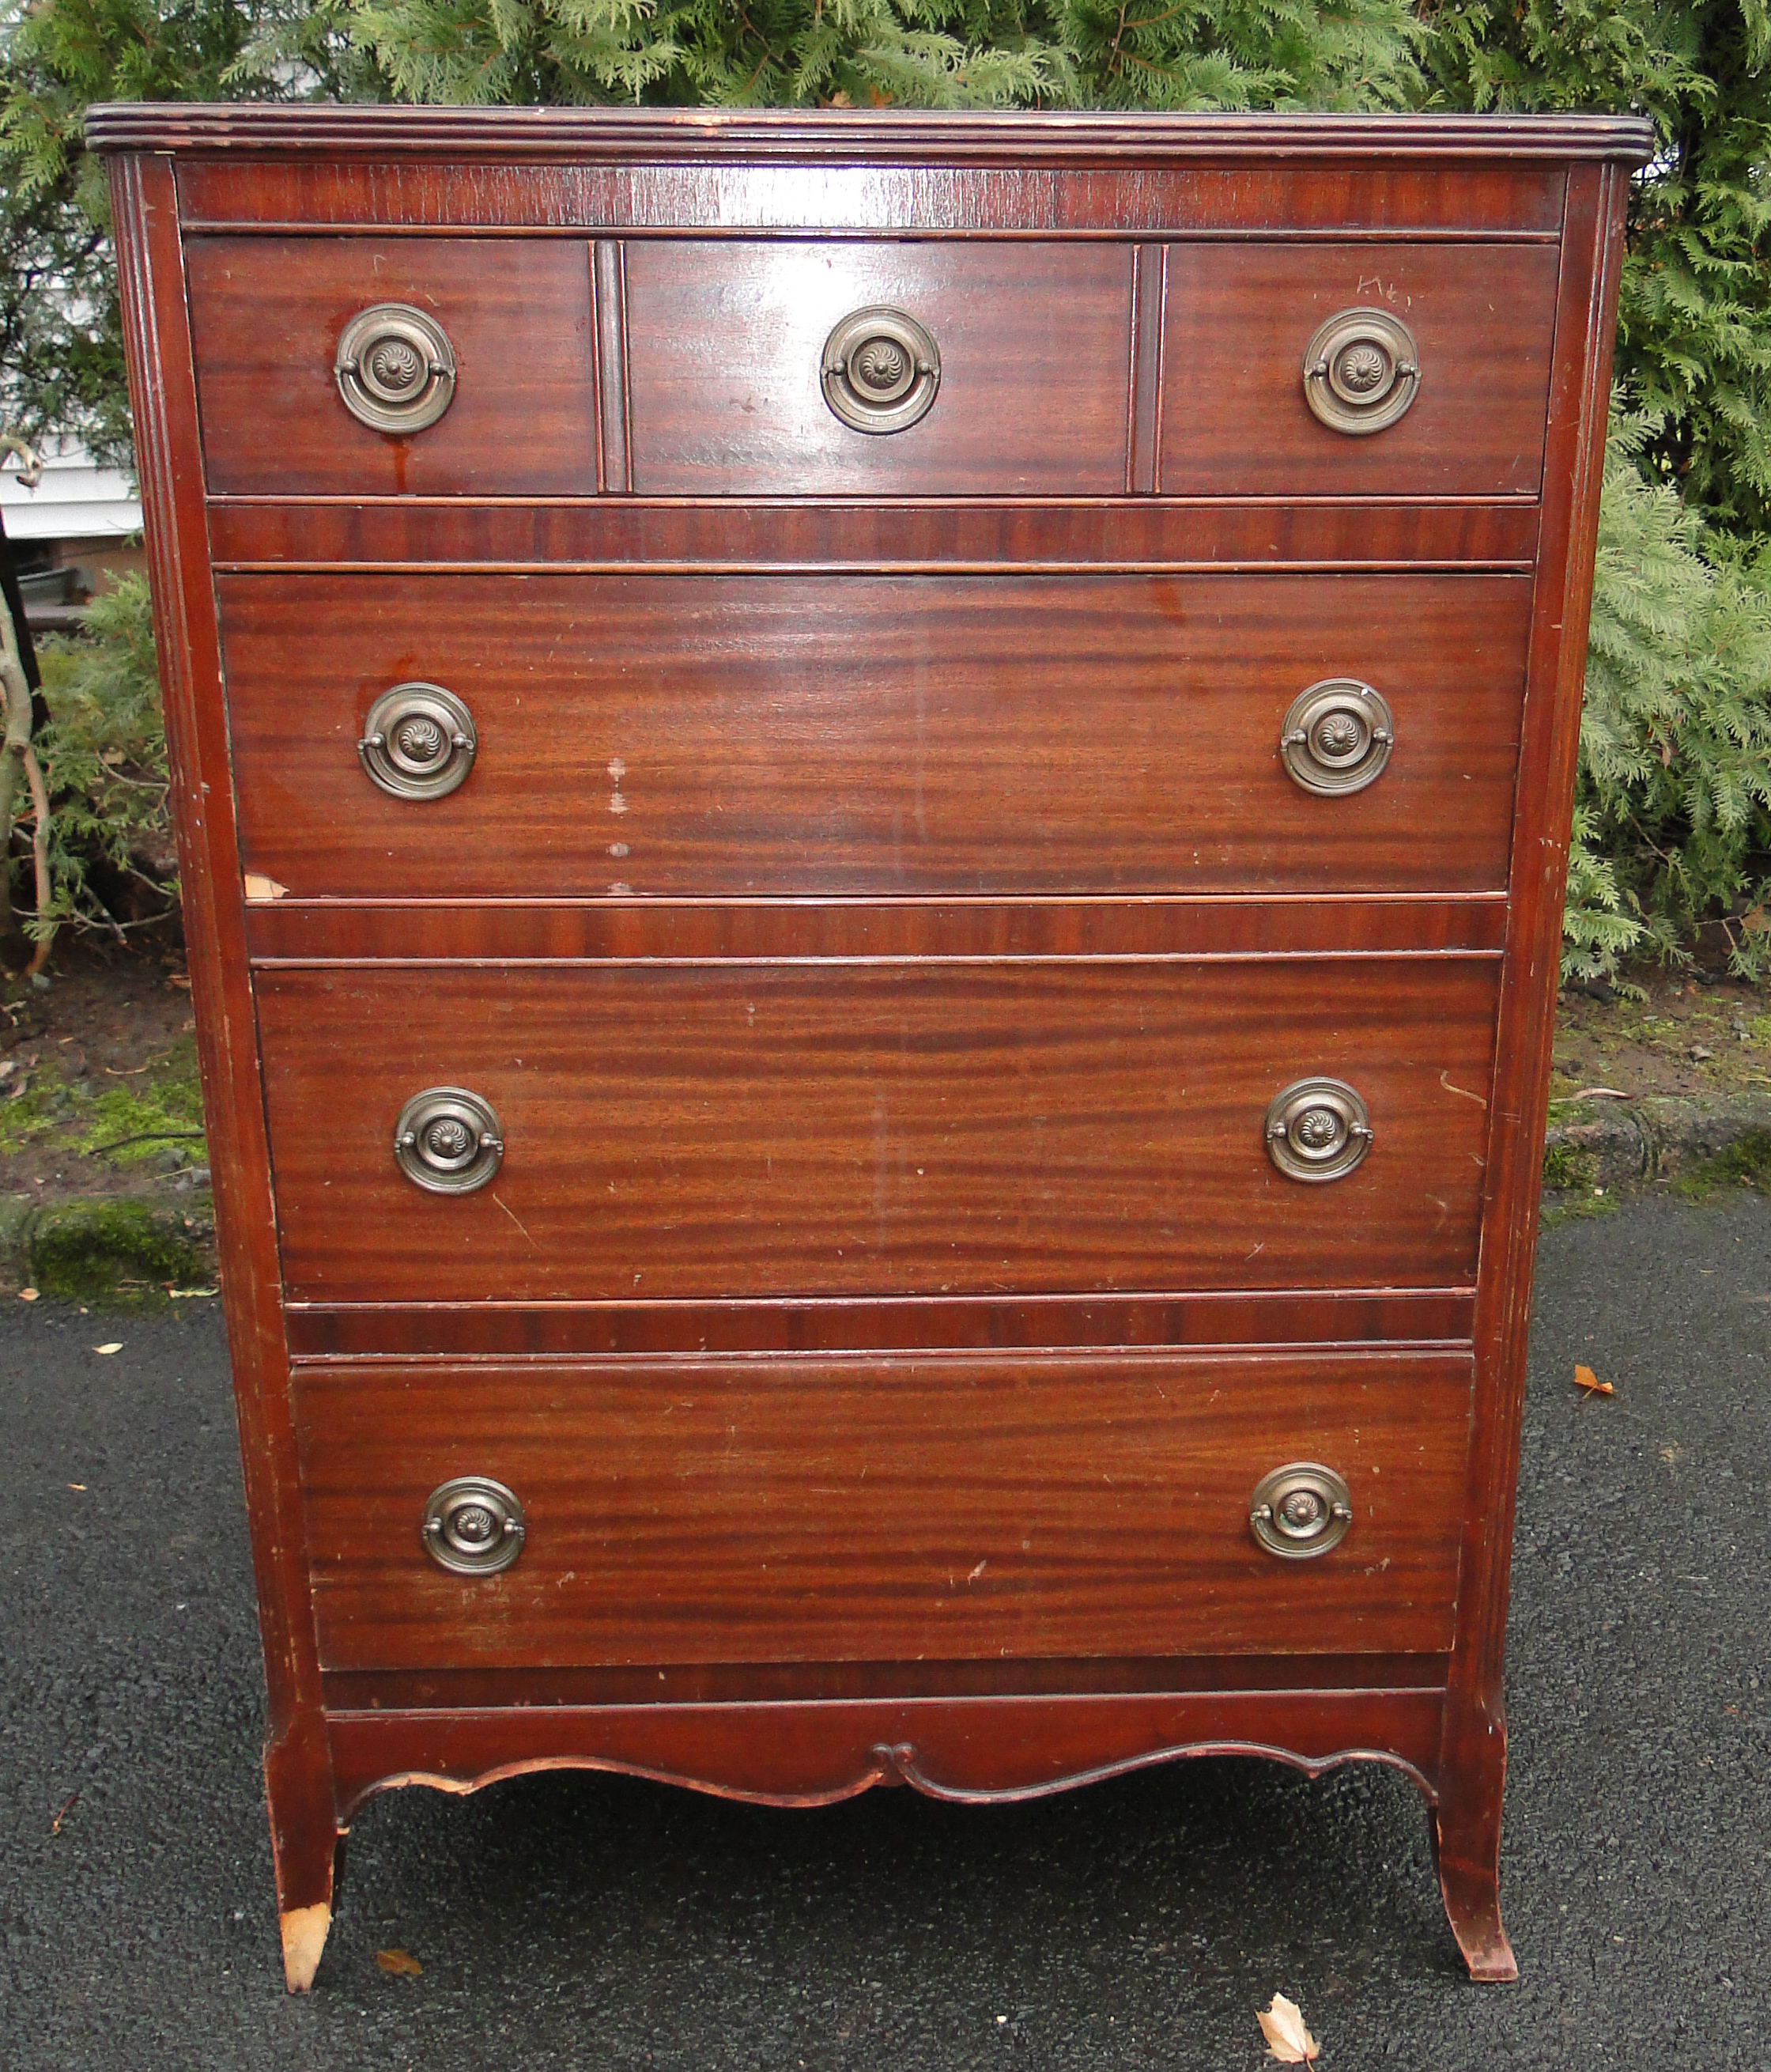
294,1348,1473,1672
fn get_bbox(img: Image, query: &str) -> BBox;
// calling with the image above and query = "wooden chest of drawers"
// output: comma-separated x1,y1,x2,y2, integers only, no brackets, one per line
91,104,1649,1992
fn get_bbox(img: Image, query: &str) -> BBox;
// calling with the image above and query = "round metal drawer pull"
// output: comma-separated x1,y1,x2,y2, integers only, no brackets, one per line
821,306,941,435
421,1476,526,1577
1249,1463,1354,1560
393,1087,504,1194
1279,679,1394,796
1302,308,1420,436
358,682,477,801
335,303,457,434
1264,1077,1373,1183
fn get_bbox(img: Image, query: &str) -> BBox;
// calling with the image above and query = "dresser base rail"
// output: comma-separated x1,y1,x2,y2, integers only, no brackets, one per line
259,1681,1511,1991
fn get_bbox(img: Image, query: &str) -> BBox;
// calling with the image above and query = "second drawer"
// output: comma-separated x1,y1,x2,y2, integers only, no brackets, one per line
218,572,1532,900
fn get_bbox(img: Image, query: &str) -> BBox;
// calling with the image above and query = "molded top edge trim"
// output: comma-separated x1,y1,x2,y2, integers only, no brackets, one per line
87,103,1655,162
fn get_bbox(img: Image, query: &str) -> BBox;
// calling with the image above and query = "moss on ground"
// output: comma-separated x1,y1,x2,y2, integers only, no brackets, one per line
1674,1128,1771,1203
1540,1190,1622,1230
28,1198,204,1307
74,1039,205,1166
1542,1140,1600,1191
0,1037,205,1168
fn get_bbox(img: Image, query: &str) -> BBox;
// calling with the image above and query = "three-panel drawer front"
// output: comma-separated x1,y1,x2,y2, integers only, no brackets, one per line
255,957,1497,1304
293,1348,1475,1671
218,572,1531,899
184,234,1559,498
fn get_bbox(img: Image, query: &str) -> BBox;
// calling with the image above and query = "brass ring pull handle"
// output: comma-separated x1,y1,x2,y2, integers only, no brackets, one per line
1279,679,1394,796
1249,1463,1354,1560
359,682,477,801
393,1086,504,1194
821,307,941,435
1264,1077,1373,1182
335,303,456,433
1302,308,1420,436
422,1476,526,1576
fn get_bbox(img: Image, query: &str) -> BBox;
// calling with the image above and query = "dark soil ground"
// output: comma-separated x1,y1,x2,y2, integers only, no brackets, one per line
0,934,204,1210
1551,969,1771,1105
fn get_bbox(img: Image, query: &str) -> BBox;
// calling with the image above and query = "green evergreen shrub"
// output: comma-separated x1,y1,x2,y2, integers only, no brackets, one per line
29,572,177,943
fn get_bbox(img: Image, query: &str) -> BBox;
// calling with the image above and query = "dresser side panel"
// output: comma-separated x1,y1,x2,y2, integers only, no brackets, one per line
1451,164,1629,1773
106,157,334,1849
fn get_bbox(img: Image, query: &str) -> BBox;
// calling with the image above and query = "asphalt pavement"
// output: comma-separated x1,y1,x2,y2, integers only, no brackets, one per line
1,1190,1766,2070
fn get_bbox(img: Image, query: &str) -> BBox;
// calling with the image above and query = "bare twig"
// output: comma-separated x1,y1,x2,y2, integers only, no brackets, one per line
84,1129,206,1157
21,740,55,976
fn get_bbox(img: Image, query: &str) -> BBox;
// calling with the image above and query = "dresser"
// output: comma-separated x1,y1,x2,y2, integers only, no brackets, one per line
90,104,1649,1991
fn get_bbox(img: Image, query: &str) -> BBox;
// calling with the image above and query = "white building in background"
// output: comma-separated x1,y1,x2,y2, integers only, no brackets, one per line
0,438,144,634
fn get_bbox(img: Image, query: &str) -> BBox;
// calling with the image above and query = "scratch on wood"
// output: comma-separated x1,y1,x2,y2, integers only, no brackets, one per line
489,1192,537,1248
1440,1072,1488,1107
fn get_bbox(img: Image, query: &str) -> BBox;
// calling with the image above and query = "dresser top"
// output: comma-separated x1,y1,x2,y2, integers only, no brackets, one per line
87,104,1652,164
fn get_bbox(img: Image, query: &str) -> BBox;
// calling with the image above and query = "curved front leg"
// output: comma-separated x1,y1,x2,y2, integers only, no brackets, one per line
1432,1726,1517,1982
266,1718,345,1992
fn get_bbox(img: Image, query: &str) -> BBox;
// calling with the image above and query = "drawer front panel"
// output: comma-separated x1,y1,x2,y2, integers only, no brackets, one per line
294,1350,1475,1669
257,958,1497,1303
186,237,598,495
218,573,1531,899
623,240,1133,495
1160,242,1561,497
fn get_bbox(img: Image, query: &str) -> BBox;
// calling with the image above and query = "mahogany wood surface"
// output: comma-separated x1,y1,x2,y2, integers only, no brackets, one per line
281,1286,1476,1359
255,957,1499,1303
625,240,1131,495
319,1650,1452,1712
186,235,598,496
293,1349,1474,1670
89,103,1648,161
91,107,1650,1987
107,155,344,1957
169,156,1571,236
244,894,1511,966
1161,241,1560,497
1435,157,1630,1984
217,572,1531,900
204,494,1543,571
324,1685,1450,1824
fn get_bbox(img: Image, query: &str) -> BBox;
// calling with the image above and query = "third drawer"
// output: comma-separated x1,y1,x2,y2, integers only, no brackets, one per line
218,572,1532,900
258,956,1498,1304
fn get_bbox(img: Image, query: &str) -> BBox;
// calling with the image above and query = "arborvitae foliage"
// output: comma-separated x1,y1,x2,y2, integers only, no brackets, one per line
1422,0,1771,541
32,569,177,939
1573,401,1771,977
3,0,1770,974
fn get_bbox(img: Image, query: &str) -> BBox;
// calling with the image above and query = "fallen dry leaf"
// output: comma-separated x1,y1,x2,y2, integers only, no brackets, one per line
375,1948,423,1978
93,1343,123,1356
1573,1363,1614,1397
165,1287,219,1300
1257,1992,1320,2063
1570,1086,1630,1101
18,1287,38,1302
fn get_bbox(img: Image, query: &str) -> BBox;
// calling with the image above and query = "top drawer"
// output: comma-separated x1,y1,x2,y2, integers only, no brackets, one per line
185,234,1560,502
